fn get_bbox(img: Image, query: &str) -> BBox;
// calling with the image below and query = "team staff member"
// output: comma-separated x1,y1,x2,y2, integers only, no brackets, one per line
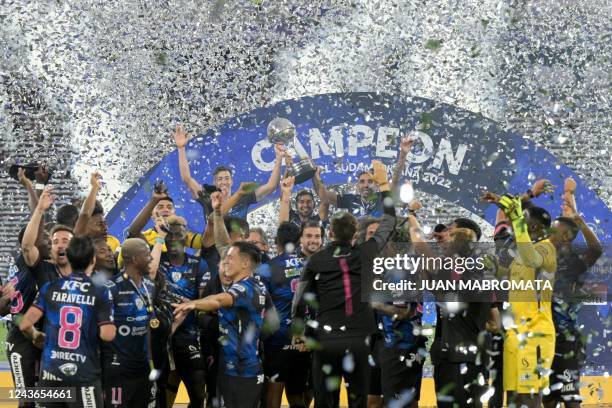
258,223,310,408
495,194,557,408
19,236,116,408
292,160,395,408
101,239,159,408
154,215,210,408
174,125,284,219
173,242,279,408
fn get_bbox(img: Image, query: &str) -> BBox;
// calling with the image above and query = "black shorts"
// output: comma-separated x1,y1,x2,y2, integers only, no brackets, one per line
103,368,155,408
263,345,311,395
379,347,424,404
5,325,41,395
37,380,103,408
542,333,585,404
171,335,204,371
433,362,486,408
219,374,264,408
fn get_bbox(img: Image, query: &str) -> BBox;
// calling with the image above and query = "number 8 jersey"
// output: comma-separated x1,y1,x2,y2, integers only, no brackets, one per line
33,271,114,383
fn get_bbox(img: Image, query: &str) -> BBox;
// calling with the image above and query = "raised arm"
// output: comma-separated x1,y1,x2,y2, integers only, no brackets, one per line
22,187,54,267
74,172,102,236
391,136,414,192
278,176,295,225
221,182,259,215
254,144,284,201
127,190,168,238
211,192,231,254
366,160,395,251
174,126,202,199
311,164,338,207
497,194,543,269
148,218,168,280
173,292,234,318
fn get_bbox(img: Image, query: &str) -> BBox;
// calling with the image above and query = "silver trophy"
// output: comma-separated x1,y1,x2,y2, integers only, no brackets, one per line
267,117,316,184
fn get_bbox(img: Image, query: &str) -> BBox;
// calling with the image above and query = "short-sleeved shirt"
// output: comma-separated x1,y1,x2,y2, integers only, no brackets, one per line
159,253,210,339
6,254,39,318
33,272,114,383
336,192,384,218
219,276,268,377
101,274,156,375
257,253,304,347
226,191,258,220
28,258,63,289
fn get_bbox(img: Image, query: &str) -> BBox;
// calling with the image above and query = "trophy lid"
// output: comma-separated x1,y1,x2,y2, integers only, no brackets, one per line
267,117,296,144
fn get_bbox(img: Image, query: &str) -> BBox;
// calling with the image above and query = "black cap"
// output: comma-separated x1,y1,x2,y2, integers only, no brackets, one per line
451,218,482,241
8,162,52,183
525,206,552,228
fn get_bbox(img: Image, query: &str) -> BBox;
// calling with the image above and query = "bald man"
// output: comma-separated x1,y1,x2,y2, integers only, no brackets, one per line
101,238,157,408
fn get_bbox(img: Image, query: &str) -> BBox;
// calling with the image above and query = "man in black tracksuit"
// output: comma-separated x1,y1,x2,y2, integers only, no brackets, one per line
292,160,395,408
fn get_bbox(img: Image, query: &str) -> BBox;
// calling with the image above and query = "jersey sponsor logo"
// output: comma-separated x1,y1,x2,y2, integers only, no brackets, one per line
9,352,24,388
259,296,266,306
284,267,301,278
51,291,95,306
135,297,144,310
284,258,303,268
5,341,15,352
60,280,91,292
41,370,61,381
171,272,182,283
59,362,78,377
81,385,96,408
51,350,87,363
257,374,264,384
521,357,530,368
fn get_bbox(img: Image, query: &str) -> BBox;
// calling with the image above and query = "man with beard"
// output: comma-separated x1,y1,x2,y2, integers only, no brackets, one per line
19,236,116,408
313,168,385,218
101,238,157,408
74,172,121,253
292,160,395,408
299,221,323,258
543,178,602,408
174,125,284,219
22,187,72,287
279,174,326,228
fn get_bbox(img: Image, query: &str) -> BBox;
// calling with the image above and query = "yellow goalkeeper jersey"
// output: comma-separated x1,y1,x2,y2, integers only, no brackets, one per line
508,239,557,334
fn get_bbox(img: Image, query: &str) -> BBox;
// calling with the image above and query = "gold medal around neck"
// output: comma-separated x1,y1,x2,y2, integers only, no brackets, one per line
149,318,160,329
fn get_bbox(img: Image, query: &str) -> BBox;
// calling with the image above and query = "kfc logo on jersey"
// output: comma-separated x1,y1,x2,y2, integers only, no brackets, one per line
61,280,91,292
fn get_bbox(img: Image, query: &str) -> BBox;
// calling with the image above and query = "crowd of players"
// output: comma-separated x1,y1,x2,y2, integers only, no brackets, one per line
0,127,604,408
